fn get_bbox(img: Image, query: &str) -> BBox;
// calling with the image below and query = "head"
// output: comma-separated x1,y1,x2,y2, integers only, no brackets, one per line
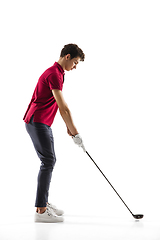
58,44,85,71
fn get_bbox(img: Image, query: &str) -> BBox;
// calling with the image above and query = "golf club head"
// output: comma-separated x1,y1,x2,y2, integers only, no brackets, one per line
132,214,144,219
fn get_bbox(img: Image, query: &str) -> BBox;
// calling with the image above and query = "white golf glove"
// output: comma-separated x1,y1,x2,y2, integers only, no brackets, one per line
72,134,86,152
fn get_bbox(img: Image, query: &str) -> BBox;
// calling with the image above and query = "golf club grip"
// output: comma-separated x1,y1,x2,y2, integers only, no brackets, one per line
86,151,133,215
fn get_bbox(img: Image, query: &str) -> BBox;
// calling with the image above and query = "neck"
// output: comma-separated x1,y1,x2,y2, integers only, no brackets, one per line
57,58,65,70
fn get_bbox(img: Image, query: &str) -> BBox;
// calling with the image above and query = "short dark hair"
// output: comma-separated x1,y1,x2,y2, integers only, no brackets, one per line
60,44,85,61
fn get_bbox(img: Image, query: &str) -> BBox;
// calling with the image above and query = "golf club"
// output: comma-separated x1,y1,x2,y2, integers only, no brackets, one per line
86,151,144,220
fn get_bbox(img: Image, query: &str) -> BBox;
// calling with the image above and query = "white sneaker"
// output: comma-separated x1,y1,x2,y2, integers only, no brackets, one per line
47,203,64,216
34,207,64,223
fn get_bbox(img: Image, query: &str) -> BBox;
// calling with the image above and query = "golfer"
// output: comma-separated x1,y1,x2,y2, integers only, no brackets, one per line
23,44,86,223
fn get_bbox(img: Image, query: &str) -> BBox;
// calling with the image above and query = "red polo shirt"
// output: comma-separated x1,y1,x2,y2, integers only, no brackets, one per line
23,62,65,127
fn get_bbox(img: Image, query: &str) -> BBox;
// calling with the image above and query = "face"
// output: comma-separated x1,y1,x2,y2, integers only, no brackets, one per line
65,55,80,71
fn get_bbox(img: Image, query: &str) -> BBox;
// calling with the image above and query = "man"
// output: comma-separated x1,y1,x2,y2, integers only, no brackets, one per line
23,44,86,223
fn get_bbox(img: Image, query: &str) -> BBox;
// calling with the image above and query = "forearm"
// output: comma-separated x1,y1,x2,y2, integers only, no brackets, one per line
51,89,78,136
59,108,78,136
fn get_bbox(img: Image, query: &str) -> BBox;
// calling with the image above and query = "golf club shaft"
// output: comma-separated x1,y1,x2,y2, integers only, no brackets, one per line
86,151,133,216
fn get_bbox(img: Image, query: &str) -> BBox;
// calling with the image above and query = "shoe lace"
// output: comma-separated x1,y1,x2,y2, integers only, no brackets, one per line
47,203,57,210
46,207,57,217
46,207,52,216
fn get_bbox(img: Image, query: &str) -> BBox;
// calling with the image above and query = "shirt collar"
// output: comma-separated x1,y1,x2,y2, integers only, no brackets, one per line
54,62,65,75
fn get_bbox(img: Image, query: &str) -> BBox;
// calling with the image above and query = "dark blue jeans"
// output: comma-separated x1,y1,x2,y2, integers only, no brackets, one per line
25,115,56,207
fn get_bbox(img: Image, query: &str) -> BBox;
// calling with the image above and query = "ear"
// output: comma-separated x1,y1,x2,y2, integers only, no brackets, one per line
65,54,71,60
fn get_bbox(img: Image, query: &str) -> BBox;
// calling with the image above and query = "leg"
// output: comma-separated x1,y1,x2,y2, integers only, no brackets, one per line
25,116,56,209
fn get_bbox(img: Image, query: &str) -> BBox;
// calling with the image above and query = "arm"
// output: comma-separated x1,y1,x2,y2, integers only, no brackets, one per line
52,89,78,136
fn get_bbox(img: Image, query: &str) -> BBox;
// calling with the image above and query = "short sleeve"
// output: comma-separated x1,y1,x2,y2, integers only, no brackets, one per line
47,73,63,91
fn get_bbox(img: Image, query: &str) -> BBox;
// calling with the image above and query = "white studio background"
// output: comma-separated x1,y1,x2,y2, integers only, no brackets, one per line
0,0,160,221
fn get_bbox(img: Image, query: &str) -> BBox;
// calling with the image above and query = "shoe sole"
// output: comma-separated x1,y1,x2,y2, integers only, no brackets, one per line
35,218,64,223
35,215,64,223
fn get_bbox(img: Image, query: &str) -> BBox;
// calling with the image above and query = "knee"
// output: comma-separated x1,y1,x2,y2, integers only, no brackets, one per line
40,155,56,170
51,156,56,168
51,153,56,166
